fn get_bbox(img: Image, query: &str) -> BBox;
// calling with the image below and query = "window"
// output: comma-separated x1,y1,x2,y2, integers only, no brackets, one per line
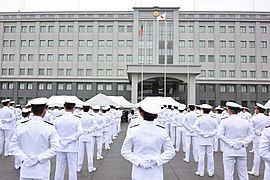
10,40,15,47
118,69,124,76
262,56,267,63
220,85,226,92
98,40,104,47
47,69,53,76
188,40,194,47
126,85,132,91
106,69,112,76
220,41,226,48
39,54,45,61
19,83,25,90
58,69,64,76
228,41,235,48
199,55,206,62
58,83,64,90
228,26,234,33
59,40,65,47
250,70,256,78
240,26,246,33
29,26,35,33
220,70,226,77
208,55,214,62
58,54,65,61
87,25,93,33
8,68,14,75
38,69,45,76
4,26,9,33
249,26,255,33
261,26,267,34
86,54,92,61
19,68,25,75
107,40,113,47
262,71,268,78
118,26,125,33
86,84,92,90
38,83,45,90
46,83,52,90
249,56,255,63
118,54,124,62
106,84,112,91
200,70,206,77
29,40,35,47
241,85,247,92
2,68,7,75
78,40,84,47
179,26,185,33
97,69,104,76
179,55,185,62
220,26,226,33
241,41,247,48
118,84,124,91
188,26,194,33
21,26,27,33
2,54,8,61
98,26,105,33
241,70,247,78
208,26,214,33
229,70,235,77
77,84,84,90
67,54,73,61
228,85,235,92
241,56,247,63
249,41,255,48
27,68,33,76
48,40,54,47
261,41,267,48
78,54,85,61
179,40,185,47
229,55,235,63
208,40,214,48
98,54,104,61
96,84,104,91
107,25,113,33
40,26,46,33
199,40,205,48
77,69,84,76
67,40,73,47
28,54,34,61
189,55,194,62
48,26,54,33
106,54,113,62
67,26,73,33
220,55,226,63
40,40,46,47
9,54,15,61
47,54,54,61
66,69,72,76
3,40,9,47
27,83,32,90
118,40,124,47
126,54,133,62
262,86,268,93
250,85,256,93
86,69,92,76
79,26,85,33
21,40,27,47
87,40,93,47
208,70,214,77
66,83,72,90
199,26,205,33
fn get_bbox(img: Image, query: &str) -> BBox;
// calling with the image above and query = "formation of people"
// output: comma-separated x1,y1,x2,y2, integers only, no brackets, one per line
0,98,122,180
123,101,270,180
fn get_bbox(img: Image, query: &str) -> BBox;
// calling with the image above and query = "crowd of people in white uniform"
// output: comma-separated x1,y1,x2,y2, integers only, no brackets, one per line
0,96,270,180
0,98,122,180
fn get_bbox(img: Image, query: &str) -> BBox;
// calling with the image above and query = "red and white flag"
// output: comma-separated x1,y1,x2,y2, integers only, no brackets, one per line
157,12,166,21
138,24,144,36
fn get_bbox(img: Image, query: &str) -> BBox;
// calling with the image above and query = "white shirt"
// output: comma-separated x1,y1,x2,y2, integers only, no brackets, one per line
250,113,270,142
194,114,218,145
0,106,16,130
174,112,185,129
121,120,175,180
10,116,59,179
80,112,97,141
92,112,105,136
183,111,197,136
54,112,83,152
218,114,254,157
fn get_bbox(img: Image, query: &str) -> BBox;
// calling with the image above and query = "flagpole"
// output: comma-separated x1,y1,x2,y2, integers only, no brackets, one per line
164,14,167,97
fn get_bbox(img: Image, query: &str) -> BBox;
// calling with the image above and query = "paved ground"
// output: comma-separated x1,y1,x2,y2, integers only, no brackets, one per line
0,123,265,180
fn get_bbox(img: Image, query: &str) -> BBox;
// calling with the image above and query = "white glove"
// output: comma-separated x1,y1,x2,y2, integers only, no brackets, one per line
203,133,210,138
1,119,6,124
140,159,157,169
254,129,261,136
22,156,39,167
60,139,70,147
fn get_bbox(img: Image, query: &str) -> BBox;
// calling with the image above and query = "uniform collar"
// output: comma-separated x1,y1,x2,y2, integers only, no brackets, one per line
31,115,44,121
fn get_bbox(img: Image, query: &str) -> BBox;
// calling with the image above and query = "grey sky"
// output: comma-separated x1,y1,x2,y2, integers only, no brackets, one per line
0,0,270,12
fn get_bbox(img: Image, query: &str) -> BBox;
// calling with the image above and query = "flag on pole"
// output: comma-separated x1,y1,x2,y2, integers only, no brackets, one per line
138,24,144,36
157,12,166,21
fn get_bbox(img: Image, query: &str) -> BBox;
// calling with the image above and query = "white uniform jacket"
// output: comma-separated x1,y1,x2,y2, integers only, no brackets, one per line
102,112,111,132
183,111,197,136
194,114,218,145
249,113,270,143
10,116,60,179
0,106,16,130
259,126,270,175
92,112,105,136
218,114,255,157
54,112,83,152
121,120,175,180
80,112,97,141
174,112,185,130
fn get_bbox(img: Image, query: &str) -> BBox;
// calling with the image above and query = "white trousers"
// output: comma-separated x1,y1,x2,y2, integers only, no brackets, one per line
197,145,214,176
185,135,198,161
251,141,261,175
170,126,176,146
223,156,248,180
103,131,110,149
175,127,186,152
117,119,121,133
77,139,94,171
93,135,103,158
112,124,117,138
165,124,170,135
0,128,13,156
54,152,77,180
264,162,270,180
213,137,218,152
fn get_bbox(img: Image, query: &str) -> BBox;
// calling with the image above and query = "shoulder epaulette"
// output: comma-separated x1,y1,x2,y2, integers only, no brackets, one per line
21,120,29,124
130,124,140,128
44,121,53,126
74,115,81,118
56,114,62,118
197,114,202,117
266,125,270,128
156,124,165,129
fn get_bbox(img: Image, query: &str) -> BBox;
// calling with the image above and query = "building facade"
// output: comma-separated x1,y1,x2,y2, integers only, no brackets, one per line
0,7,270,107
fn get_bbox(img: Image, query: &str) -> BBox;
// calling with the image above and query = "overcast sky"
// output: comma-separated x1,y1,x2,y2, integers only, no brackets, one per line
0,0,270,12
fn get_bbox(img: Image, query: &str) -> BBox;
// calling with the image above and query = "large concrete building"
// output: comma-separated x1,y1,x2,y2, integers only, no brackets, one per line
0,7,270,107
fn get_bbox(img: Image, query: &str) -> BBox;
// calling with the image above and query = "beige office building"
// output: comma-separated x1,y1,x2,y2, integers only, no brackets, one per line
0,7,270,107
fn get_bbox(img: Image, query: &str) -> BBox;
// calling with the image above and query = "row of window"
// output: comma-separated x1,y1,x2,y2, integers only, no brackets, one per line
3,25,133,34
179,40,268,48
179,25,269,34
199,84,269,93
1,68,126,77
200,70,268,78
196,55,267,63
0,82,131,91
2,53,133,62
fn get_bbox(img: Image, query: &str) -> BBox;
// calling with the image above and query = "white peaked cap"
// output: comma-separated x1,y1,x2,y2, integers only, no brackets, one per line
82,102,91,107
64,99,76,104
101,106,108,110
1,99,10,103
92,105,100,110
200,104,212,109
139,101,162,114
215,106,224,111
256,103,267,110
226,102,241,108
178,104,186,111
22,108,30,113
31,97,48,105
10,101,15,104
